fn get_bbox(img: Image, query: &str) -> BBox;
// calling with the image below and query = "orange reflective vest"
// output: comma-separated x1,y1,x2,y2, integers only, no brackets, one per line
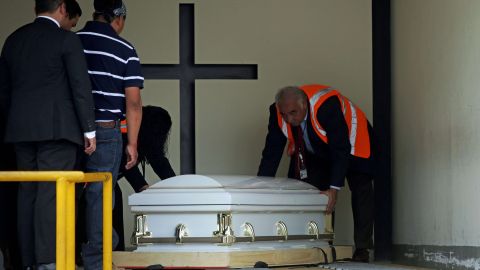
120,119,127,134
276,84,371,158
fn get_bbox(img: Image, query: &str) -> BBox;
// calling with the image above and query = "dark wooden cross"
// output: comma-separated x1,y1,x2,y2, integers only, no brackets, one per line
142,4,258,174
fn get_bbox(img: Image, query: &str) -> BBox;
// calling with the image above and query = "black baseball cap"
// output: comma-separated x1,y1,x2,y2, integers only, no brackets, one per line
94,0,126,17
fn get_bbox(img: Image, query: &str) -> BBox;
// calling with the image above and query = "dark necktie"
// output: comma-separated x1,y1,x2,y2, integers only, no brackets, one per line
295,126,308,180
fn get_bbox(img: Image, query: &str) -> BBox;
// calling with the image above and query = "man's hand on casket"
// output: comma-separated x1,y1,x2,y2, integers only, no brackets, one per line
139,184,149,192
320,188,338,214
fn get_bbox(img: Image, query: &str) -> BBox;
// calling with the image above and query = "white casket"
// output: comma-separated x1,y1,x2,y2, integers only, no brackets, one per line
128,175,333,254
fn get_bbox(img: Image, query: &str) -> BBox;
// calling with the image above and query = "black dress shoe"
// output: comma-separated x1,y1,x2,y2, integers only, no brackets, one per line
352,248,369,263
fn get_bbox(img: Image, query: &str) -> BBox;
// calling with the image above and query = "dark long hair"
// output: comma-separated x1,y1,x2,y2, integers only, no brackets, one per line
137,106,172,163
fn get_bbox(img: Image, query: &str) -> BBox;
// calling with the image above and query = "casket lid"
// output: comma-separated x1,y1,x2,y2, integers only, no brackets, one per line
129,175,327,208
148,175,317,190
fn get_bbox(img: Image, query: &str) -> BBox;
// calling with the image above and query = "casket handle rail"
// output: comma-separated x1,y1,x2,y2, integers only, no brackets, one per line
242,222,255,242
308,221,320,239
134,215,335,245
325,213,334,233
276,221,288,241
136,234,334,245
212,213,235,245
175,223,188,243
131,214,152,245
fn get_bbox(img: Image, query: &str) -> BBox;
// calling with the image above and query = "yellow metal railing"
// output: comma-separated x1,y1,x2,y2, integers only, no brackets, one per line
0,171,112,270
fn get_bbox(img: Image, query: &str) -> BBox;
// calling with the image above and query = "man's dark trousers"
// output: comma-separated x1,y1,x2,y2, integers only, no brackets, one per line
346,171,374,249
15,140,77,266
288,153,374,250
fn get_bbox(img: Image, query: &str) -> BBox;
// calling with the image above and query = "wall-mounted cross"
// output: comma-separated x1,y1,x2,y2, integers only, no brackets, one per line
142,4,258,174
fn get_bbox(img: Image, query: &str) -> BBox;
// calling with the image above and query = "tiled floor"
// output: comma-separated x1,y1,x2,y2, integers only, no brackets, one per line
316,262,433,270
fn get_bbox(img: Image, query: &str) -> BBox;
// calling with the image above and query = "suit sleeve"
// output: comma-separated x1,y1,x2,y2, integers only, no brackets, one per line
0,46,11,134
257,103,287,177
148,155,176,180
122,165,149,193
62,32,96,133
316,97,350,188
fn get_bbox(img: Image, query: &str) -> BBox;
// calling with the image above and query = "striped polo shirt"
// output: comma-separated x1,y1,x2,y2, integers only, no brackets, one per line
77,21,144,122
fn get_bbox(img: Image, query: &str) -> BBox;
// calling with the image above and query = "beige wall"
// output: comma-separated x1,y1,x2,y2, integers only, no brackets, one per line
393,0,480,246
0,0,372,248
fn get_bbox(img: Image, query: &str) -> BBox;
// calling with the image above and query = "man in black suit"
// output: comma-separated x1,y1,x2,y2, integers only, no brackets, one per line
0,0,96,269
258,85,374,262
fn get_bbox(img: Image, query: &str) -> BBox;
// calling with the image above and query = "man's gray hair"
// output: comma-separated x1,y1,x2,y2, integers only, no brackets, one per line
275,86,308,105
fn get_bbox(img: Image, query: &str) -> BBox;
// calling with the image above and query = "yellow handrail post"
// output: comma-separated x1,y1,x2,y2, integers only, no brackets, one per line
56,177,67,270
0,171,113,270
66,180,76,270
103,173,113,270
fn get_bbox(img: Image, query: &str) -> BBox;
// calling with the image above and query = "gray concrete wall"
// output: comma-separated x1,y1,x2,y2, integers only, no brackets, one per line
393,0,480,268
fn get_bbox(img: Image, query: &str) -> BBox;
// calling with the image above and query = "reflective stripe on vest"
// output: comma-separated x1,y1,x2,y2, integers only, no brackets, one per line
276,84,370,158
347,99,357,155
308,87,334,138
120,119,127,134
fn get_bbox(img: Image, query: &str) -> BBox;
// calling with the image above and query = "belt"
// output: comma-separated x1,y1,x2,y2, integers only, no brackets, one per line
95,120,119,128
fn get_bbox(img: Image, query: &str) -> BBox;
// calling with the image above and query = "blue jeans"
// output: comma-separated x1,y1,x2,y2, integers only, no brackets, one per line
82,125,122,270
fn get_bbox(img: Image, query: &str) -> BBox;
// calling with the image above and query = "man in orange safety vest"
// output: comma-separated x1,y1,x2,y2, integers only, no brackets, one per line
258,84,374,262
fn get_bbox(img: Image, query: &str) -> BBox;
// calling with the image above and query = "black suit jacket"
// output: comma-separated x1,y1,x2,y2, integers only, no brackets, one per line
258,97,373,188
0,17,95,145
